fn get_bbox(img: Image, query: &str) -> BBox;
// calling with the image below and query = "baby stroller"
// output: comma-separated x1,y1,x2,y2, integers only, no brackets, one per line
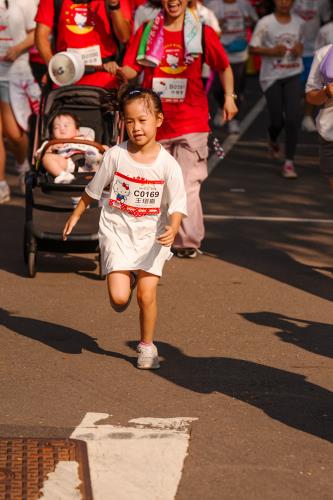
24,84,118,278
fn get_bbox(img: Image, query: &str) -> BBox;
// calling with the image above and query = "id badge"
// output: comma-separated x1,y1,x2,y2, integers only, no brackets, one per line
67,45,102,66
152,77,188,103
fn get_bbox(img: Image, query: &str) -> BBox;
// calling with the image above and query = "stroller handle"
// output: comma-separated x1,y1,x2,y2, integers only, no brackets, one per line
41,138,106,155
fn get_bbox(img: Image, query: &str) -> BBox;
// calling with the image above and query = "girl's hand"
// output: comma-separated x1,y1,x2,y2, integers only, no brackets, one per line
157,225,176,247
103,61,120,75
223,96,238,122
291,42,303,58
63,214,80,241
5,45,22,62
271,45,287,57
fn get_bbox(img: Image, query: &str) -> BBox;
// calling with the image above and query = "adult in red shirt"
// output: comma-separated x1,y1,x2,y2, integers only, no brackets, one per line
120,0,237,258
35,0,131,88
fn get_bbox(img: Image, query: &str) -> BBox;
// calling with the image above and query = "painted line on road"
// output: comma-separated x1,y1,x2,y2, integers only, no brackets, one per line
208,96,266,175
67,412,197,500
204,214,333,224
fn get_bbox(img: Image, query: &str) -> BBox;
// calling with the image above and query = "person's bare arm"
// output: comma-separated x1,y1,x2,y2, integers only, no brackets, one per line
306,83,333,106
250,45,287,57
5,30,35,61
157,212,183,247
63,192,94,240
218,65,238,121
108,0,131,43
118,65,138,81
35,23,53,64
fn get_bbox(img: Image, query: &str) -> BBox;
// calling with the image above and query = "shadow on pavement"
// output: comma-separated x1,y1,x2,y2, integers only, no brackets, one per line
203,221,333,303
2,308,332,443
241,312,333,359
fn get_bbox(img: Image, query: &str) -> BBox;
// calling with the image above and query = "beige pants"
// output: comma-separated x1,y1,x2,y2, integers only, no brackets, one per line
161,132,208,249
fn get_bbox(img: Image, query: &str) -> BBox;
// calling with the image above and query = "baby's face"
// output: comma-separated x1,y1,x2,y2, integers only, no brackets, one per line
52,115,79,139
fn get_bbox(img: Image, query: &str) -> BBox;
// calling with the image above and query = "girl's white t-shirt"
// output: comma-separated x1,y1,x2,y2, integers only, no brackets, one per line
85,142,187,276
250,14,304,91
315,22,333,50
293,0,331,56
305,44,333,142
0,0,36,80
207,0,258,63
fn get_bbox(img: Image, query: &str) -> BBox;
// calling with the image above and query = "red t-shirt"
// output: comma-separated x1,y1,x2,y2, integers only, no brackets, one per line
123,25,230,139
36,0,131,88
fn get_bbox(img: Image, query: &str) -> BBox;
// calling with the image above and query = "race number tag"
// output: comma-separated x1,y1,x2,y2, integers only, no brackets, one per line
109,172,165,217
67,45,102,66
153,78,188,103
224,15,244,34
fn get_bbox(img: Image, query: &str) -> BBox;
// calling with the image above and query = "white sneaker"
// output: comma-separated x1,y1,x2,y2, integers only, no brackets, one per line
0,182,10,204
282,161,298,179
228,119,240,135
54,171,75,184
137,343,160,369
213,113,224,128
301,116,317,133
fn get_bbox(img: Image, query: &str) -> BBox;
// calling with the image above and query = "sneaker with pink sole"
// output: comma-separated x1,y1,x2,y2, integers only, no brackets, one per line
137,343,160,369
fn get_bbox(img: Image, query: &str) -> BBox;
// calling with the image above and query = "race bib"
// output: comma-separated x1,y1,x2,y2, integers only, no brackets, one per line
109,172,165,217
67,45,102,66
224,15,244,34
152,77,188,103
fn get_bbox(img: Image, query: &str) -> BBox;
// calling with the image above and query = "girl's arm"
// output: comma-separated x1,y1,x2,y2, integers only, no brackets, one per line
218,65,238,121
63,192,93,240
157,212,183,247
249,45,287,57
306,84,333,106
35,23,53,64
5,30,35,61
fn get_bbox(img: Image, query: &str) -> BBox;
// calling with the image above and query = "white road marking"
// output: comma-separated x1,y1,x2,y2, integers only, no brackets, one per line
40,462,81,500
70,412,197,500
204,214,333,224
208,96,266,174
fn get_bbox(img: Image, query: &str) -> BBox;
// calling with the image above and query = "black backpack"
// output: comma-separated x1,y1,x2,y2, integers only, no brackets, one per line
52,0,124,64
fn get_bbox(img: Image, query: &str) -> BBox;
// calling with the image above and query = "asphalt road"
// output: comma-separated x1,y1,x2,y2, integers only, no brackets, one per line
0,80,332,499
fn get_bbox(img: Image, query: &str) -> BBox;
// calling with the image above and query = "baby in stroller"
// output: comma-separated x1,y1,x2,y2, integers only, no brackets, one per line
36,112,108,184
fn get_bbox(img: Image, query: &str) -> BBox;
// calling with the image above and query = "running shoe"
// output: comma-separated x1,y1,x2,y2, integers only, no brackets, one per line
268,139,281,159
0,182,10,204
137,343,160,370
173,248,198,259
112,272,137,313
282,161,298,179
301,116,317,133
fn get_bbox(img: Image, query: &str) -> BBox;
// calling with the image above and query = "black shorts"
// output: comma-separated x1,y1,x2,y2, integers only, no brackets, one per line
319,136,333,176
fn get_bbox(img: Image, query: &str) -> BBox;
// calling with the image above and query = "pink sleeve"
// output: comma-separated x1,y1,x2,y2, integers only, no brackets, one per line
35,0,55,28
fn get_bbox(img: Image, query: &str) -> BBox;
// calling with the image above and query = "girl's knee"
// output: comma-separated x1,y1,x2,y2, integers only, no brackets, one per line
108,290,130,307
137,289,156,309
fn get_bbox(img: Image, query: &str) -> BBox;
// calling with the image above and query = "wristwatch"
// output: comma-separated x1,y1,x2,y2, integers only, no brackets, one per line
225,93,238,99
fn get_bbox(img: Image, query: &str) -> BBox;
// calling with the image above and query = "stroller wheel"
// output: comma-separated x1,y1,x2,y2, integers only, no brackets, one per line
27,251,37,278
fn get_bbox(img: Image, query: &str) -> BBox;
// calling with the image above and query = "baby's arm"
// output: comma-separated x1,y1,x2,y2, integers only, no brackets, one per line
63,192,93,240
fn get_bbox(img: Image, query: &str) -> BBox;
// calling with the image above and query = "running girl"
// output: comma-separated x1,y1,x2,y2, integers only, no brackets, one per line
62,88,187,370
250,0,304,178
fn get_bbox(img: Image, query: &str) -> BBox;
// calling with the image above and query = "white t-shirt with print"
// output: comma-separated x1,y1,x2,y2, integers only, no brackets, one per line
306,44,333,141
208,0,258,63
293,0,331,56
85,142,187,277
0,0,36,80
315,22,333,50
250,14,304,91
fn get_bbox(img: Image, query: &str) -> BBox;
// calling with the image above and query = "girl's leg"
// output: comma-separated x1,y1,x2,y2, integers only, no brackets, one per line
107,271,133,310
265,80,284,144
136,270,160,344
282,75,302,161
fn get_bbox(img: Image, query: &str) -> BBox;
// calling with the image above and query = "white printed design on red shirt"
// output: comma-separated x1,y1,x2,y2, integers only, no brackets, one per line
109,171,165,217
